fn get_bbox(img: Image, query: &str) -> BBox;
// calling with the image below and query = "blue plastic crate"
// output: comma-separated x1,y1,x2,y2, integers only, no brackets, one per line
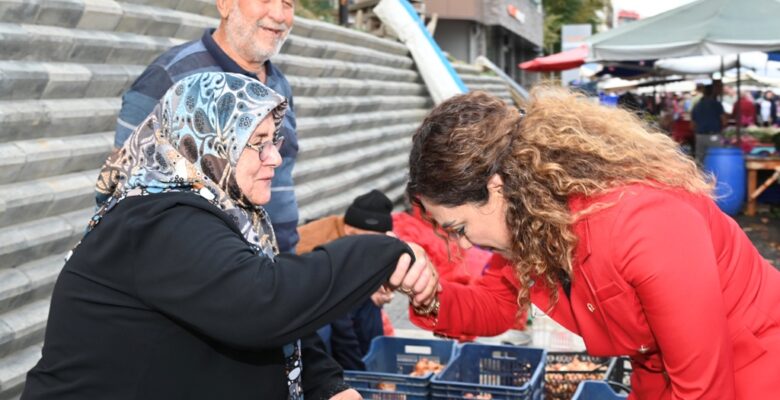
345,337,457,399
345,384,428,400
572,381,628,400
431,344,546,400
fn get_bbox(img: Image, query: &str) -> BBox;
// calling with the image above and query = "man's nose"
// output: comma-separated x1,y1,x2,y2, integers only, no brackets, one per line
266,1,286,24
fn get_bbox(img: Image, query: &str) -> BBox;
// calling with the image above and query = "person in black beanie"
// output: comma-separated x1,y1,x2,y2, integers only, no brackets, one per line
344,190,394,233
296,190,398,371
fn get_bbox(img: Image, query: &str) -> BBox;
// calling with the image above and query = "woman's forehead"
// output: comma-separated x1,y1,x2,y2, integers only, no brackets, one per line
420,199,460,221
249,116,274,138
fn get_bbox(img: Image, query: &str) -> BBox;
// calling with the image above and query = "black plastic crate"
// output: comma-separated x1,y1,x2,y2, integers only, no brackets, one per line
544,352,613,400
345,337,456,400
431,344,546,400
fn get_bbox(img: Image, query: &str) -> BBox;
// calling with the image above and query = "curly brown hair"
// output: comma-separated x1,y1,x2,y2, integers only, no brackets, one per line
407,87,713,310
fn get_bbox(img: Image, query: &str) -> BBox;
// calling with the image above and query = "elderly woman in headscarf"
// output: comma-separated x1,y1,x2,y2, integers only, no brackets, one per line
22,72,438,400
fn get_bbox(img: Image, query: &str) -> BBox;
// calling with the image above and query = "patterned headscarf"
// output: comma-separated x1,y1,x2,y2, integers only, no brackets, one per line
94,72,287,257
90,73,305,399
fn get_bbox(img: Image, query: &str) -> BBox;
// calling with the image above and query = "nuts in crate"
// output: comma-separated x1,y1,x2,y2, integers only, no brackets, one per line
372,382,406,400
375,382,396,391
409,358,444,377
463,393,493,399
545,353,612,400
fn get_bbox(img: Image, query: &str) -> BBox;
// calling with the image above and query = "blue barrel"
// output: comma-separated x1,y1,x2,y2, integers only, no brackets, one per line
704,148,746,215
599,93,619,107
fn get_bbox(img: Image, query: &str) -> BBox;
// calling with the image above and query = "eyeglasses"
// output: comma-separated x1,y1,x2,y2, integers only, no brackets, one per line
245,135,284,162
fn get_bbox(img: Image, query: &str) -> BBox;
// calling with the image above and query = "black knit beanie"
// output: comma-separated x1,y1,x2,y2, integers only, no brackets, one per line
343,190,393,232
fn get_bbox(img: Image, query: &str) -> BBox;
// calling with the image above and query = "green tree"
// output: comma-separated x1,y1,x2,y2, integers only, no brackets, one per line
295,0,335,22
543,0,606,53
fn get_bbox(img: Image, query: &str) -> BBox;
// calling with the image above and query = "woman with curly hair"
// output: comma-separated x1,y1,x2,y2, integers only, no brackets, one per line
406,89,780,399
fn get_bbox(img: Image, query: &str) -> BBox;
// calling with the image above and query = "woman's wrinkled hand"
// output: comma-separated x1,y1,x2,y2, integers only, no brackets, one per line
370,286,394,307
388,243,441,307
329,388,362,400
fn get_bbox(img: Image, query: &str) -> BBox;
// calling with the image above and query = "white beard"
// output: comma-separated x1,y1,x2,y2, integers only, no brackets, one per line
225,4,290,63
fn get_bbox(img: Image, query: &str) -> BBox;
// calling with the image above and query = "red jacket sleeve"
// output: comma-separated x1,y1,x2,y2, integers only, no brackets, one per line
409,254,520,337
612,192,735,399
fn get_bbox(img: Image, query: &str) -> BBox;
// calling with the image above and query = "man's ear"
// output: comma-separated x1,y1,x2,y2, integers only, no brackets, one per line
487,174,504,195
216,0,233,19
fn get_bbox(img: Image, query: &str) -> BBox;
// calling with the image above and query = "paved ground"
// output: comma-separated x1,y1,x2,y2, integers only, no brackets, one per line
736,212,780,269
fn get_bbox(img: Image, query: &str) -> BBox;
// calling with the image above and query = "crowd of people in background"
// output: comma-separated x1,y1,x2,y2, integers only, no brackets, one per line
616,85,779,128
613,83,780,160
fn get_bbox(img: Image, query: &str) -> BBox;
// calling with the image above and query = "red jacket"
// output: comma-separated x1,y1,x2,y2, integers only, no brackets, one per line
411,184,780,399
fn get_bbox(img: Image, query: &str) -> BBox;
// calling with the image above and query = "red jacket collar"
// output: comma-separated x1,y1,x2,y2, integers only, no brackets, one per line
569,195,593,267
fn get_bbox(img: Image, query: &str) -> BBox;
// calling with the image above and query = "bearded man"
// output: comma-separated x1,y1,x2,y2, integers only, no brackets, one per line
113,0,301,254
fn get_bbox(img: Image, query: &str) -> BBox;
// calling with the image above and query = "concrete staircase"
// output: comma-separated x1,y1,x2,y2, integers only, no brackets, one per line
0,1,512,398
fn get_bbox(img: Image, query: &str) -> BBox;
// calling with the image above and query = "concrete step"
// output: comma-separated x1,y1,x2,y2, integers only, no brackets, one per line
0,254,65,316
297,122,416,161
275,53,419,83
294,95,430,118
298,171,407,223
467,82,510,93
288,76,425,98
296,152,408,208
0,300,49,359
0,208,91,270
0,344,41,400
0,35,412,101
296,109,426,139
0,2,406,56
442,63,511,97
113,1,215,40
121,0,219,19
0,61,144,100
0,0,38,24
0,22,183,64
458,74,513,103
0,0,121,30
0,98,119,142
0,0,216,40
460,74,505,85
291,17,408,57
453,63,483,75
0,12,405,64
0,170,98,228
467,84,513,102
295,158,408,221
282,34,412,70
0,132,112,185
295,136,410,184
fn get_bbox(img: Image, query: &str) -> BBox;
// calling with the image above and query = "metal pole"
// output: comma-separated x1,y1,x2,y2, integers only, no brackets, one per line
736,54,742,145
719,56,724,102
338,0,348,26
